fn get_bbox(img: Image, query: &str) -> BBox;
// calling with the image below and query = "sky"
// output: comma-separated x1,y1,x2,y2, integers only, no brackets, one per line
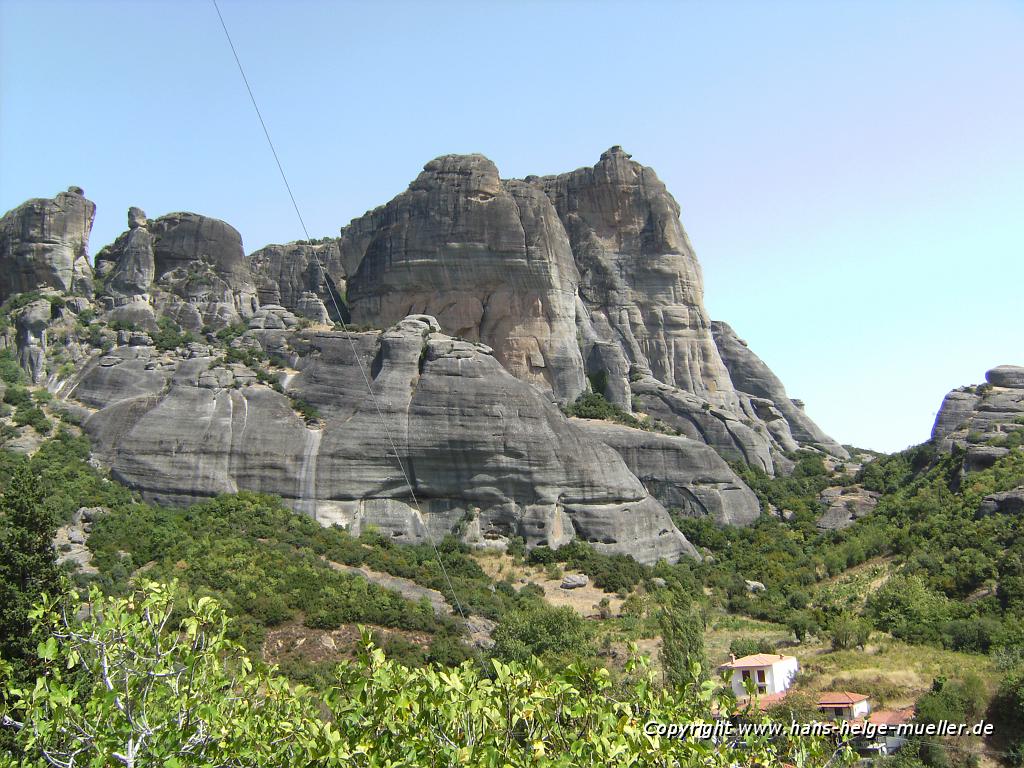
1,0,1021,453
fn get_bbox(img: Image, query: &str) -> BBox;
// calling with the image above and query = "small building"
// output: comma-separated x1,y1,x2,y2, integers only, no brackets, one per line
817,691,870,720
719,653,799,698
858,708,915,756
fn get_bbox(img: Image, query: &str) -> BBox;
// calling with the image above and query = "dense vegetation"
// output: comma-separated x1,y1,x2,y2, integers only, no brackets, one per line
0,581,848,767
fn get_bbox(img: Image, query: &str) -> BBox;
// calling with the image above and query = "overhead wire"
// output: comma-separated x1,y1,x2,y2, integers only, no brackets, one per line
210,0,472,628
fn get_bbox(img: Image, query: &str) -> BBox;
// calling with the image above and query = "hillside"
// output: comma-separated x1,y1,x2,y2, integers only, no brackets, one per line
0,152,1022,766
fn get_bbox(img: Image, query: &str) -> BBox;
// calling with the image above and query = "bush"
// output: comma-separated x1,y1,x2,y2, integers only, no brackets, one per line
492,601,591,663
829,613,871,650
729,637,776,658
151,316,196,352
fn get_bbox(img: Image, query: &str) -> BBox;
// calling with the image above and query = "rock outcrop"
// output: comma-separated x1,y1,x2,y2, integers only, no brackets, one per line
817,485,881,530
534,146,735,408
0,187,95,302
711,321,849,459
573,419,761,526
3,148,855,561
76,315,698,564
340,155,587,403
248,240,345,323
14,298,55,383
96,210,259,329
334,148,842,476
931,366,1024,457
977,488,1024,517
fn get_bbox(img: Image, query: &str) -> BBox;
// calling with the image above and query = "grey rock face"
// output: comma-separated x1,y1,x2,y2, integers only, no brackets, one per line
248,240,345,322
630,375,778,473
97,209,260,329
560,574,589,589
931,390,982,442
711,321,849,459
987,366,1024,389
14,299,54,383
95,207,156,297
340,154,587,403
573,419,761,526
817,485,880,530
977,488,1024,517
74,315,698,564
535,147,735,407
931,367,1024,460
0,187,95,302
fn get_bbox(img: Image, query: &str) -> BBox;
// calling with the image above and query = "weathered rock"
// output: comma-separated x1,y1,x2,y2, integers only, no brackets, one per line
977,488,1024,517
248,240,345,321
932,390,982,442
341,154,587,403
572,419,761,526
0,187,95,302
75,315,698,564
248,304,300,330
630,375,779,473
98,214,156,298
14,299,54,382
745,579,766,593
560,574,589,590
817,485,881,530
711,321,848,459
963,445,1010,473
931,369,1024,459
535,147,735,409
986,366,1024,389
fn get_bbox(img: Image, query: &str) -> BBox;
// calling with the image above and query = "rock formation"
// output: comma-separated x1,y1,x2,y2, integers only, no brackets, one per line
248,240,345,323
572,419,761,525
77,316,697,564
0,187,95,302
96,210,259,330
932,366,1024,452
711,321,849,459
340,154,587,403
1,148,856,561
534,146,735,408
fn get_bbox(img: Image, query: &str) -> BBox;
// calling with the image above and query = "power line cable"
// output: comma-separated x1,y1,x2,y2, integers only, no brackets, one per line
210,0,472,629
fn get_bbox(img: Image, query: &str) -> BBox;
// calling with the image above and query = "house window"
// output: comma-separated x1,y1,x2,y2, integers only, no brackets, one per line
741,671,751,682
756,670,766,684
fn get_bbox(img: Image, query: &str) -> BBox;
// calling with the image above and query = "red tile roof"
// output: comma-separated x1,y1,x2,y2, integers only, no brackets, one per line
719,653,795,669
817,692,869,706
868,708,914,726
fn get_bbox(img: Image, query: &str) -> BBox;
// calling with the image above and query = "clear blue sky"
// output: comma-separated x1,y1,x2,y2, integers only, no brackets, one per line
2,0,1021,452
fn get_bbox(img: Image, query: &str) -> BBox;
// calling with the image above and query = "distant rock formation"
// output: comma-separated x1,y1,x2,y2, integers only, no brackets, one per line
932,365,1024,472
0,187,95,302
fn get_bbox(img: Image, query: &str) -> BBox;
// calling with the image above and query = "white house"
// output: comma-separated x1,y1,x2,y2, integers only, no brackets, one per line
719,653,799,699
817,692,871,720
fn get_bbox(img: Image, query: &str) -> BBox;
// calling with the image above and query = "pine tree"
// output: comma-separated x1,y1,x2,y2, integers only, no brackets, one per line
658,589,708,690
0,462,60,681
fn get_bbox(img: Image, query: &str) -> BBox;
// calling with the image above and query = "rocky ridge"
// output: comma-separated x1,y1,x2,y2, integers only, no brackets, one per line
0,150,849,562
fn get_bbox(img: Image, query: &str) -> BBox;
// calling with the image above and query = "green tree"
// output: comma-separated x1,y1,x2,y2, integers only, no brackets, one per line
0,464,60,681
1,581,853,767
658,590,709,689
